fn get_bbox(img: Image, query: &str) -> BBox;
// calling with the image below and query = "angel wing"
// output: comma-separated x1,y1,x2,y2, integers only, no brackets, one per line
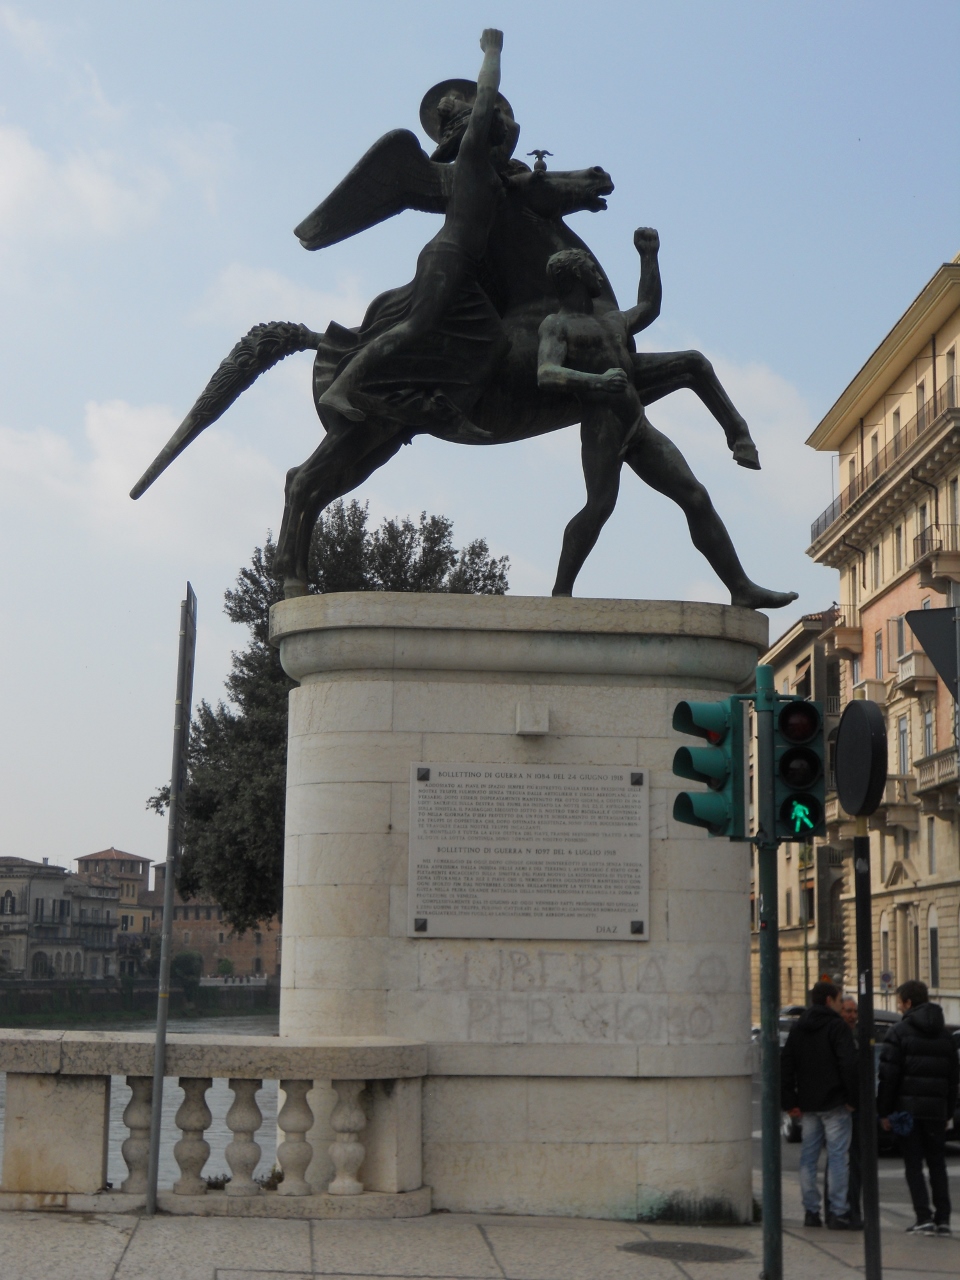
294,129,449,250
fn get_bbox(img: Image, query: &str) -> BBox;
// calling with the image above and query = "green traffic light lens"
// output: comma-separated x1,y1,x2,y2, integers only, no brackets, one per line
779,746,822,789
779,794,822,834
778,701,821,744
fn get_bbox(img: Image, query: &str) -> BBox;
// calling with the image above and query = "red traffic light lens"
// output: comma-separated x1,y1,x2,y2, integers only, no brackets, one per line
779,746,822,789
778,701,820,744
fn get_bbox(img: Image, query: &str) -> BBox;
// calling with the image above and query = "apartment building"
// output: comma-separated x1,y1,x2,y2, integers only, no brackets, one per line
805,254,960,1019
0,856,119,979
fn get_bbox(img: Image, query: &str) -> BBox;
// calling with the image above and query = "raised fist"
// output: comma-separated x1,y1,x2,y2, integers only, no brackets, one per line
633,227,659,256
480,29,503,52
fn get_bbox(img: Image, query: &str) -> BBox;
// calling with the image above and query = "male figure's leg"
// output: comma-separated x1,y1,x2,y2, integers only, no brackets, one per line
622,425,798,609
799,1111,827,1215
899,1124,934,1224
822,1105,852,1220
917,1119,951,1225
552,413,623,596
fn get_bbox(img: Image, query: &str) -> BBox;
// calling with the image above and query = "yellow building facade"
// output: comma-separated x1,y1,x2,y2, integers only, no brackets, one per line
803,255,960,1021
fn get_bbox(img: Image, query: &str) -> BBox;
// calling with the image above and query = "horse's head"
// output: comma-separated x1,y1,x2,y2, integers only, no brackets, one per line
505,165,614,218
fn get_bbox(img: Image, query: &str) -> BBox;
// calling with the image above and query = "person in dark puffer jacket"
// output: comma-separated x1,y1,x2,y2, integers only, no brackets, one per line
781,980,858,1229
878,979,959,1236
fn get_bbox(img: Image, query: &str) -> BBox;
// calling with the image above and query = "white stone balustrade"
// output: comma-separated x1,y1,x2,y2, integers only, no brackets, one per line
0,1031,428,1219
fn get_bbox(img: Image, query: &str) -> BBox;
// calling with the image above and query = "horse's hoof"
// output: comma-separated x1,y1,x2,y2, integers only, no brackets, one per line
283,577,309,599
732,439,761,470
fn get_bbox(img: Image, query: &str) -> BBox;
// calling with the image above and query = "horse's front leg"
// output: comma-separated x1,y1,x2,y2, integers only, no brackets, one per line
280,419,406,596
631,350,760,469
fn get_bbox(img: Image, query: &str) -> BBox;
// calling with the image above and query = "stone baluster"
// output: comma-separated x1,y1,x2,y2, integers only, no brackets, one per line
328,1079,366,1195
225,1078,264,1196
120,1075,153,1194
173,1077,212,1195
276,1079,315,1196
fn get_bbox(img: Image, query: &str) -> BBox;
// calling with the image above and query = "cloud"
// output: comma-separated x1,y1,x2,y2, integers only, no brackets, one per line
0,123,168,245
0,399,283,564
189,262,367,332
0,5,55,65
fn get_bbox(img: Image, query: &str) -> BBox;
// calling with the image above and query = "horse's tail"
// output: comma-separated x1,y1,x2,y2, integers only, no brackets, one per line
130,320,322,499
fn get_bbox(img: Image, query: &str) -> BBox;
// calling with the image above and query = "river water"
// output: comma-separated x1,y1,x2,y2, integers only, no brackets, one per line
0,1012,281,1190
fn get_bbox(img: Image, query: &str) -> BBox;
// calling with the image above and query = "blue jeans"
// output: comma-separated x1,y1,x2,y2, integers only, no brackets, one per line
800,1105,852,1218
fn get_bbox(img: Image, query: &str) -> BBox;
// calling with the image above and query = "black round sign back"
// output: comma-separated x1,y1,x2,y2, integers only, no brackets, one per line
835,700,887,817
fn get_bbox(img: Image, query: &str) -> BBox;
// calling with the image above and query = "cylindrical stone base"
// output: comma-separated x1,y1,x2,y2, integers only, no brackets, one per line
271,593,767,1220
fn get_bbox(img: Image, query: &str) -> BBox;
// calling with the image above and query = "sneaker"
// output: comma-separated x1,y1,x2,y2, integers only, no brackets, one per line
804,1210,823,1228
906,1220,936,1235
935,1223,952,1236
827,1215,852,1230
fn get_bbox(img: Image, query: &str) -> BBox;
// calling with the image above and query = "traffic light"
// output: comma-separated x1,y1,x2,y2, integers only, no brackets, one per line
671,698,749,838
774,697,825,840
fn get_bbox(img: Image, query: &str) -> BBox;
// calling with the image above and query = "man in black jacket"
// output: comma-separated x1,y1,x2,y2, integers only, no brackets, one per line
781,980,858,1229
878,979,959,1236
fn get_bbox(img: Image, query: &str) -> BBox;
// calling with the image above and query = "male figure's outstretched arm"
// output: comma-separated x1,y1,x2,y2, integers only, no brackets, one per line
620,227,661,335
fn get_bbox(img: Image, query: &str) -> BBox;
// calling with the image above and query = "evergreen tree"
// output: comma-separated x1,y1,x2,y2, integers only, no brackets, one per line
149,501,508,931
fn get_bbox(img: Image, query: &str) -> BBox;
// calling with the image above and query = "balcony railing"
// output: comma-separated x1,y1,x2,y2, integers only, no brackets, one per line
881,774,917,807
0,1031,428,1216
825,695,841,715
914,523,960,561
811,376,959,542
915,748,959,792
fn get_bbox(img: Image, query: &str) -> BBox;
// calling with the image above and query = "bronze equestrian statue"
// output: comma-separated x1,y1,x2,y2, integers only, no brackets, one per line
131,29,796,610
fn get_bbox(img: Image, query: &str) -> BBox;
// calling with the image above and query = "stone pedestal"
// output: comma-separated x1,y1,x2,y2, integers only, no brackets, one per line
271,594,768,1221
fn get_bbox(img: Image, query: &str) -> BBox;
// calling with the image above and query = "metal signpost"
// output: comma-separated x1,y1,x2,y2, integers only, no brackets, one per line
145,583,198,1217
834,696,887,1280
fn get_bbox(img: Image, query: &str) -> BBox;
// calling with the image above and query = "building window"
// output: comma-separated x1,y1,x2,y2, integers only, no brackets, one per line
852,657,860,686
880,833,887,881
875,631,883,680
785,889,793,927
802,886,815,924
880,913,890,974
892,407,901,442
898,716,908,775
917,504,928,541
869,432,879,480
912,921,920,979
894,525,903,570
255,932,263,946
871,543,880,589
926,906,942,983
219,932,225,943
923,706,934,758
927,815,936,874
121,915,129,932
917,381,926,430
183,930,190,943
206,907,212,921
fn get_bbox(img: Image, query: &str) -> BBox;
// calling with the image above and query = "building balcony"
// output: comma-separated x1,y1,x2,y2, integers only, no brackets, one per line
853,677,887,704
811,376,959,543
915,522,960,594
895,650,938,696
914,747,959,811
871,773,919,831
820,616,863,659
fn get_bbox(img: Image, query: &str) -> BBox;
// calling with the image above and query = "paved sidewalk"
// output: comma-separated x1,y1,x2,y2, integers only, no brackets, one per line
1,1206,958,1280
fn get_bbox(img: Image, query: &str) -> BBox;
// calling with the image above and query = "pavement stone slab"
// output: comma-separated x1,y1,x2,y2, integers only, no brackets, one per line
0,1210,134,1280
310,1220,501,1277
116,1216,311,1280
483,1223,677,1280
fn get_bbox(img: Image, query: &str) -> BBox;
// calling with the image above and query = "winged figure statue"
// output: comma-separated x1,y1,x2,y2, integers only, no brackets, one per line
131,29,796,610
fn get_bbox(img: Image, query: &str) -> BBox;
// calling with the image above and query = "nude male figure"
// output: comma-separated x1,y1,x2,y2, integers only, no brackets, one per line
537,236,797,608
